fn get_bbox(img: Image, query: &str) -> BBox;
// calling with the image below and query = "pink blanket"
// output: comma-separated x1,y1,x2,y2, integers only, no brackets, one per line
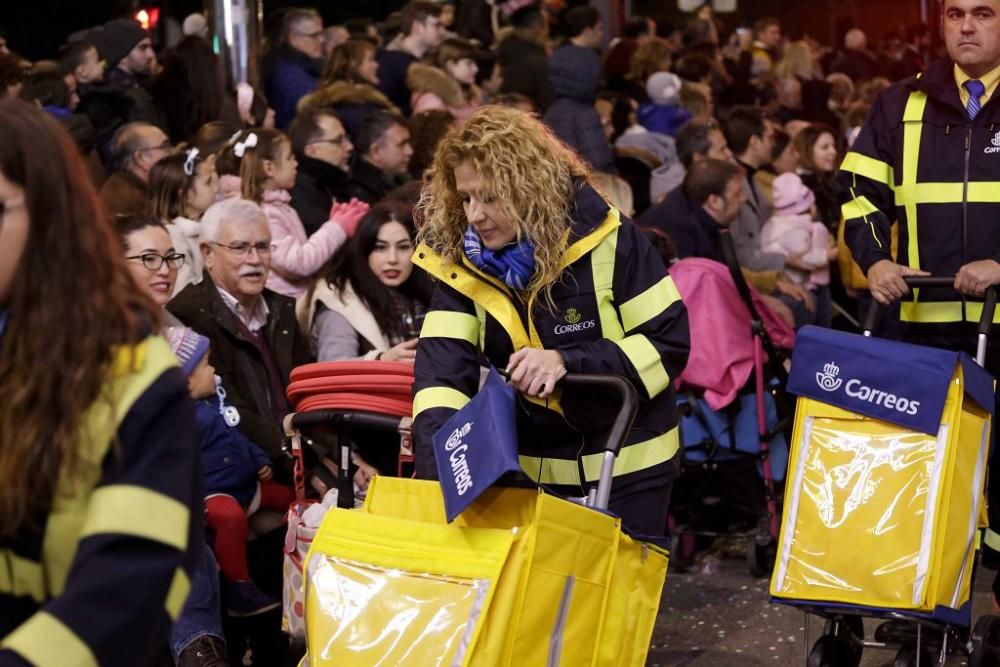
671,258,794,410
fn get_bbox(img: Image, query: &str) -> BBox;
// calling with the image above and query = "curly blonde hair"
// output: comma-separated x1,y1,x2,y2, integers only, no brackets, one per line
418,105,591,302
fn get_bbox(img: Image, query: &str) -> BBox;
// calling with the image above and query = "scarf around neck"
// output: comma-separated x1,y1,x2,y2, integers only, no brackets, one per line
462,226,536,291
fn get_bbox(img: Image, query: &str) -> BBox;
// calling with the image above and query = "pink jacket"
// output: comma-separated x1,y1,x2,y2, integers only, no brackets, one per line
671,258,794,410
261,189,346,298
760,213,830,288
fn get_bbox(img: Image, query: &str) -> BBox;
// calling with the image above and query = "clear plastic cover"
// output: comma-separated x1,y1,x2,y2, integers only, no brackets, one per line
773,416,944,607
305,553,489,666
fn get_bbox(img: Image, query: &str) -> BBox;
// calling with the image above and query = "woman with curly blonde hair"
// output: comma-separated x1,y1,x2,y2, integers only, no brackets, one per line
411,106,691,535
625,38,674,103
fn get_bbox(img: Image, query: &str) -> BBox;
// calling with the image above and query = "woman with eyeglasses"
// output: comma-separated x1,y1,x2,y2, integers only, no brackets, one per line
116,214,186,312
0,100,202,665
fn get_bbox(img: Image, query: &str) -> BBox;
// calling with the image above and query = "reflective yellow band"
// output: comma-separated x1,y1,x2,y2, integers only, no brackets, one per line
901,300,1000,324
419,310,480,345
619,276,682,334
985,528,1000,552
79,485,190,552
902,90,928,123
0,549,45,602
613,335,670,398
165,567,191,621
841,152,894,186
591,227,624,341
473,302,486,350
581,428,680,482
518,428,680,486
1,611,98,667
841,196,881,221
413,386,471,417
901,91,926,274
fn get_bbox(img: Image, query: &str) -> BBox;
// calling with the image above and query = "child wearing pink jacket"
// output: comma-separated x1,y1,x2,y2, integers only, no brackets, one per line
230,129,368,298
760,172,831,289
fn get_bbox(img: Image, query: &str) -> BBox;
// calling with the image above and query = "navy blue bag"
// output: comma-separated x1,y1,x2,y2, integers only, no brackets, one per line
433,367,522,522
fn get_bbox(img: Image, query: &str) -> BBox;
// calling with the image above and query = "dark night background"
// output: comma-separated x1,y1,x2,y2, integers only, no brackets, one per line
0,0,924,64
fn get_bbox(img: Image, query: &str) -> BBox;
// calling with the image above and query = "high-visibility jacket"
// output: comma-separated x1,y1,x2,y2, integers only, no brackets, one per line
411,181,691,496
839,57,1000,325
0,335,201,666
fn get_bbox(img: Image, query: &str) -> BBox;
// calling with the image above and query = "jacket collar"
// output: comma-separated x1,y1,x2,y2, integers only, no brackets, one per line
910,57,971,115
196,270,280,341
297,155,350,188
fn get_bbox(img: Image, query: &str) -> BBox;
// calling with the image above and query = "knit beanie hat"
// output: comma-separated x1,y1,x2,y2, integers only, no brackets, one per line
100,18,149,68
165,326,210,377
772,172,816,216
646,72,682,106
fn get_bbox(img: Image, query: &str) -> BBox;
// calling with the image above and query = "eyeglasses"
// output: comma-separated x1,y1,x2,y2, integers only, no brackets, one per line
294,30,324,40
210,241,274,257
308,135,347,147
126,252,185,271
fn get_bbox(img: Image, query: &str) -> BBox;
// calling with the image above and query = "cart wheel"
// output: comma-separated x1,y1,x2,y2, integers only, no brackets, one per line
807,635,857,667
893,644,934,667
747,537,776,578
971,615,1000,667
832,616,864,666
669,527,697,572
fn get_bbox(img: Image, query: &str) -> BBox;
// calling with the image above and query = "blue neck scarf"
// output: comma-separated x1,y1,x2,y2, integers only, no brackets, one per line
463,226,536,291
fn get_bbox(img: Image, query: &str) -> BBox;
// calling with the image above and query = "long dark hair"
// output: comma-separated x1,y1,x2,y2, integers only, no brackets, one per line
152,36,225,143
325,203,431,341
0,100,155,536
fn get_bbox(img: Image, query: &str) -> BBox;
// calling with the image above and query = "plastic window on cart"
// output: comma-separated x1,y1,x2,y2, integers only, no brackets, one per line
305,554,490,666
774,416,945,607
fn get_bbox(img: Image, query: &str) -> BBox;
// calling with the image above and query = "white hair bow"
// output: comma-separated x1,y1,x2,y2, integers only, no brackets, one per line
233,132,258,158
183,147,200,176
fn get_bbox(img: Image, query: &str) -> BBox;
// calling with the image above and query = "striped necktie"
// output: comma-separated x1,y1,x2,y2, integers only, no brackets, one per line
966,79,986,120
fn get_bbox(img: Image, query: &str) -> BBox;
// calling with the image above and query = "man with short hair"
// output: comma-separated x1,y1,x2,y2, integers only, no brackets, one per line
830,28,879,83
751,17,782,78
168,198,313,462
289,108,356,235
563,5,604,51
839,0,1000,589
648,117,734,204
377,1,446,115
59,39,105,91
98,121,171,217
498,4,553,110
346,111,414,204
263,8,325,129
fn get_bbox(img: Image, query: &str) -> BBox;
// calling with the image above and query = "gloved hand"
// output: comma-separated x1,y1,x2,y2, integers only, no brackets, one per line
329,198,370,237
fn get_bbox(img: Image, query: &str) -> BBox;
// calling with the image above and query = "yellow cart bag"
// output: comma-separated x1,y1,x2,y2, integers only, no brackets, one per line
299,476,668,667
770,325,994,615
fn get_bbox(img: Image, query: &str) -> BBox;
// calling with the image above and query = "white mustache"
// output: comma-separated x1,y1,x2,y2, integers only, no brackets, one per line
239,268,264,277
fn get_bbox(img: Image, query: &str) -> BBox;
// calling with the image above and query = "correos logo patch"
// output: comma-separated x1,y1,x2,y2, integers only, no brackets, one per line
554,308,595,334
986,130,1000,154
445,422,474,495
815,360,920,415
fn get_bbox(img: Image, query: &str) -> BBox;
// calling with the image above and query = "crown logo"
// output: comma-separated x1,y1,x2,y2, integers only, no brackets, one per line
565,308,581,324
992,131,1000,147
816,361,843,392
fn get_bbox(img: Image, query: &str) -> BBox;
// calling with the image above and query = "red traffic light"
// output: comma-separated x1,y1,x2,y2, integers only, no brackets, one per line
134,8,160,31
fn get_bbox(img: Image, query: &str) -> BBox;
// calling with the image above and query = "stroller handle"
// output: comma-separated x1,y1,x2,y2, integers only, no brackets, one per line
559,373,639,511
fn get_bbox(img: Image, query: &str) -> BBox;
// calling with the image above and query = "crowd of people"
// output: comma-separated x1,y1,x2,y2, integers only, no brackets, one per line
0,1,942,665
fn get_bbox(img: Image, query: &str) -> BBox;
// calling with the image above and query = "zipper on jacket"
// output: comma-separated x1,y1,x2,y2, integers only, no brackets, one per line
962,124,972,320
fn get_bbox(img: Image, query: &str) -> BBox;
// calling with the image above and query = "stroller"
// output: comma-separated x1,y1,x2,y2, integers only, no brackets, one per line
771,276,1000,667
668,232,795,575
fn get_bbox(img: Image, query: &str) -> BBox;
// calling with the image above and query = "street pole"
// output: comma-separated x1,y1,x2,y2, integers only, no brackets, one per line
204,0,261,88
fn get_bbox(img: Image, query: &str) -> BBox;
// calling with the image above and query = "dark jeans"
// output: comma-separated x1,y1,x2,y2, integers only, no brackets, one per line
170,544,225,660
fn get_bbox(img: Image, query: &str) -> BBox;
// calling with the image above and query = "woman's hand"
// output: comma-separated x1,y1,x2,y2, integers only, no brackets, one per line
329,198,370,237
506,347,567,399
352,453,377,493
379,339,418,362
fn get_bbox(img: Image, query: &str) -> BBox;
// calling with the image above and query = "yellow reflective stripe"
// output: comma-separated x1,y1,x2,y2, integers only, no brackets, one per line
985,528,1000,552
581,428,680,481
473,302,486,350
0,549,45,602
966,182,1000,202
518,428,681,486
901,300,1000,324
894,182,963,204
518,455,581,486
619,276,682,334
413,386,471,417
901,90,926,275
165,567,191,621
591,228,624,340
562,207,621,269
0,611,98,667
841,151,894,186
841,195,881,221
612,335,670,398
79,485,190,551
419,310,480,345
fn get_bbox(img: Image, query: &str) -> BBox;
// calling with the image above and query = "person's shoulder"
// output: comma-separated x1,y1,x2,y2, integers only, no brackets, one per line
167,280,213,320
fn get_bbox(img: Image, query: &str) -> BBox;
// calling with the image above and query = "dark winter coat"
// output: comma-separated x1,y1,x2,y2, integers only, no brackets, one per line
298,81,400,142
636,184,724,262
543,45,615,172
497,35,553,110
77,70,166,168
263,44,323,129
376,48,418,116
195,396,271,508
290,156,355,236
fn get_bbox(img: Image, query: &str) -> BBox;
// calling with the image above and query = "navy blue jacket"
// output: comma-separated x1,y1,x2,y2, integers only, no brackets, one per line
543,45,615,172
636,184,724,262
195,396,270,508
263,45,322,129
376,49,418,116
